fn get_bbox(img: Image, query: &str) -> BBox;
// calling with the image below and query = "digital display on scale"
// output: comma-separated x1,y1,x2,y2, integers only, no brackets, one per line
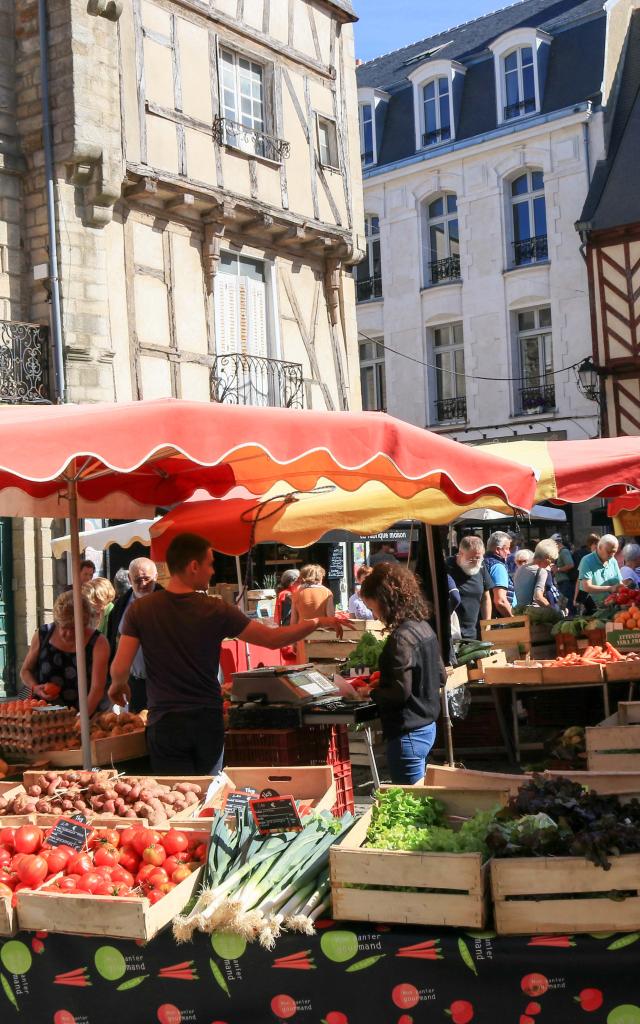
288,670,338,697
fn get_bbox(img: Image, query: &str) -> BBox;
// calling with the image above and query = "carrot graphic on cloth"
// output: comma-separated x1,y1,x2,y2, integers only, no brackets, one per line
528,936,575,947
54,967,92,986
273,950,316,970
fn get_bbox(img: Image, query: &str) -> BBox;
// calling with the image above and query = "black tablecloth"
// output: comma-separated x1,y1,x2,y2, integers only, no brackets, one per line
1,920,638,1023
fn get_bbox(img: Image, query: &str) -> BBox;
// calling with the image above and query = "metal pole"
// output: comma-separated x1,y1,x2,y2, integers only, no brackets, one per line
69,479,92,769
38,0,66,402
425,524,455,767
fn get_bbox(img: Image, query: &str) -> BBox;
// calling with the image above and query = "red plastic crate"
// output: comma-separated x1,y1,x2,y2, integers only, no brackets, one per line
331,759,354,816
223,725,351,768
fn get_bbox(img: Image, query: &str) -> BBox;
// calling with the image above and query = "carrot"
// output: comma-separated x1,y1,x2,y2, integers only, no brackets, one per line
605,642,622,661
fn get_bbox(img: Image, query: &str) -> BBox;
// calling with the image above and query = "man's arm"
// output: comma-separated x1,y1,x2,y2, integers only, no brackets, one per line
491,586,513,617
108,635,140,707
239,615,350,651
480,590,491,622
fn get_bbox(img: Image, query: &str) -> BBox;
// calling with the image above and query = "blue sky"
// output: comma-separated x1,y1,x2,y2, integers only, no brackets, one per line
353,0,502,62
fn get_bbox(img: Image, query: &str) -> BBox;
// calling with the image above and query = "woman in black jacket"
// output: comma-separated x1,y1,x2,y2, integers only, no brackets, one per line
361,562,445,785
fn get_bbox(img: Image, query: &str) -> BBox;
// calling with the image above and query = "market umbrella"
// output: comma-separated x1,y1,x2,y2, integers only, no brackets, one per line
0,399,537,767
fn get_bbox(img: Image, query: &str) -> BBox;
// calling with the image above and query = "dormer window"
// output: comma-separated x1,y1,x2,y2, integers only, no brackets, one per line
357,88,389,168
359,103,374,166
408,59,466,152
422,78,451,146
503,47,536,120
489,28,552,126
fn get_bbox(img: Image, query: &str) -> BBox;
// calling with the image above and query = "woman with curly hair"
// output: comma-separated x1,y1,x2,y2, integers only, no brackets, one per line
361,562,445,784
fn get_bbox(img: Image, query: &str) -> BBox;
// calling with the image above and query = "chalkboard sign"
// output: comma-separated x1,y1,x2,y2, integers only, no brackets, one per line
46,814,92,851
327,544,344,581
223,788,257,814
249,796,302,835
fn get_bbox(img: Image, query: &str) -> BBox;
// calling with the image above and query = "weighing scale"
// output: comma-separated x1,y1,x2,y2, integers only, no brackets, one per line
230,664,341,705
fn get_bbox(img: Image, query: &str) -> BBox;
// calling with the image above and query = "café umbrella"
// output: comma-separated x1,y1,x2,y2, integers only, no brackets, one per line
0,398,537,767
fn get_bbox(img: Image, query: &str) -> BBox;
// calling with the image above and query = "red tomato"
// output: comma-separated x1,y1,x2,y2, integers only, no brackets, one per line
93,844,119,868
42,848,70,874
66,853,92,876
193,844,207,863
92,879,114,896
0,848,11,869
162,856,180,877
112,884,132,897
145,868,169,890
93,865,115,879
132,829,160,856
0,872,18,891
10,853,27,873
16,854,48,888
77,871,104,894
159,881,176,894
136,863,160,888
117,845,140,874
160,830,189,856
91,829,120,849
147,887,164,904
14,826,43,855
55,876,78,892
142,844,166,866
111,866,134,887
118,826,140,848
0,828,15,849
171,865,192,884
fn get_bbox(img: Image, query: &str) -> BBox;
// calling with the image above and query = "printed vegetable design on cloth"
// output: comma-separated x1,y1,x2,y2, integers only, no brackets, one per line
0,939,33,1011
272,949,316,970
158,961,198,982
607,1008,640,1024
446,1001,474,1024
575,989,604,1012
54,967,92,987
395,939,442,960
457,938,477,975
208,932,247,996
320,930,358,963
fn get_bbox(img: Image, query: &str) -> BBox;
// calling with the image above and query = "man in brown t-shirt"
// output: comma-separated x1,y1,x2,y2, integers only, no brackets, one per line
108,533,349,775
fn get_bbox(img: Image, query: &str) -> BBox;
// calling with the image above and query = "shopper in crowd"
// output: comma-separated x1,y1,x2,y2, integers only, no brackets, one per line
112,568,130,598
621,543,640,587
82,576,116,635
445,535,493,639
368,541,399,567
290,563,335,621
578,534,622,610
109,532,351,775
274,568,300,626
20,590,109,714
574,532,600,564
506,533,521,575
106,556,162,713
514,549,534,569
360,562,445,785
616,537,628,569
485,531,516,618
514,539,561,609
63,558,96,592
552,534,578,613
348,564,374,619
573,533,602,611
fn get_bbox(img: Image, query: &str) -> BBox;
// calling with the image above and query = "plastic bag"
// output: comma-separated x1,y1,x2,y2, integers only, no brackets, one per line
447,683,471,720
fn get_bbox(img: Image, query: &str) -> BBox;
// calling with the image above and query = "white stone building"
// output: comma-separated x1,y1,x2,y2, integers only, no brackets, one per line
355,0,605,464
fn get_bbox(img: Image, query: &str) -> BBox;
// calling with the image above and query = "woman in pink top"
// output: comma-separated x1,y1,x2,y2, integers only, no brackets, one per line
291,564,335,622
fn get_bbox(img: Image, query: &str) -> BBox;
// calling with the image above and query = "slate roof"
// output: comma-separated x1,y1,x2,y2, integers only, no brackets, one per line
580,10,640,232
357,0,606,168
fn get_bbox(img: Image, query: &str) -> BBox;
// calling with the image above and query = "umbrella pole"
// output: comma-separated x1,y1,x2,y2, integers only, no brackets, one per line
425,524,455,768
235,555,251,670
68,479,92,770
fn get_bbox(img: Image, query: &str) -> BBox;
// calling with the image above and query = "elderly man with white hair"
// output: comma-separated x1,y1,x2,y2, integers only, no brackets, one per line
577,534,622,609
621,543,640,587
106,556,161,712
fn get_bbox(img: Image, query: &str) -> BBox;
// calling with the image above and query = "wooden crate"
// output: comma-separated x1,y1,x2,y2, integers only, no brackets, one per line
16,824,210,941
27,730,147,768
605,662,640,683
483,664,543,685
425,762,640,798
305,620,385,641
197,765,336,817
467,650,507,681
303,639,359,660
330,787,501,929
541,665,603,684
491,854,640,934
480,616,531,657
0,894,15,937
586,712,640,771
445,664,469,689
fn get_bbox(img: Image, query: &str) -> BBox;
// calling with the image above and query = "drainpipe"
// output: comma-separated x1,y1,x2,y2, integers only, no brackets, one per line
38,0,66,403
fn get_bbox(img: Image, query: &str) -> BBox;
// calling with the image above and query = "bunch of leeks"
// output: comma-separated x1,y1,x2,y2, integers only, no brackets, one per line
173,806,353,948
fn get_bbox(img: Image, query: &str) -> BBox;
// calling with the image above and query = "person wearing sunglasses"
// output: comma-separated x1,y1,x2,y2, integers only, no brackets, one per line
106,557,162,713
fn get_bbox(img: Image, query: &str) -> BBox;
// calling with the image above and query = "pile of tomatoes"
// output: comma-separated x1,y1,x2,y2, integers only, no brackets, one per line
0,824,207,905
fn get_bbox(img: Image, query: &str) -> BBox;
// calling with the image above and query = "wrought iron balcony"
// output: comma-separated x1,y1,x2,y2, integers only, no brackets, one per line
212,116,291,163
422,127,451,147
504,98,536,120
355,276,383,302
430,255,461,284
0,320,50,404
211,352,304,409
520,383,556,414
513,235,548,266
436,396,467,422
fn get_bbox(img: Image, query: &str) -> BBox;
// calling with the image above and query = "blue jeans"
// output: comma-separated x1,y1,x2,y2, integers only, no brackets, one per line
386,722,437,785
146,707,224,776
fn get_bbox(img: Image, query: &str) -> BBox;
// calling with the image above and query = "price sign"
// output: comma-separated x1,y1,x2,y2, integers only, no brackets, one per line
222,788,257,814
46,814,92,851
327,544,345,581
249,795,302,836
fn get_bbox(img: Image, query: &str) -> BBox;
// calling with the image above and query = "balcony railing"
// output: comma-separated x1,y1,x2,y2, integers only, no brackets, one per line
520,383,556,414
436,396,467,422
504,98,536,120
211,352,304,409
0,320,50,404
212,116,291,163
430,255,461,284
422,127,451,147
355,276,383,302
513,234,548,266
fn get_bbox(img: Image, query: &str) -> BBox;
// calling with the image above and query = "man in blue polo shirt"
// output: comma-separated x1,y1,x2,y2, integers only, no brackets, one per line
578,534,622,607
484,531,517,618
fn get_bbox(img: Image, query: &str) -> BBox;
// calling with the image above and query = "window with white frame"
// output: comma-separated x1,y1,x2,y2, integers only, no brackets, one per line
516,306,555,414
422,77,451,146
359,338,386,411
359,103,375,166
502,46,536,120
316,115,339,169
431,323,466,423
511,170,547,266
219,49,275,160
424,194,460,285
355,215,382,302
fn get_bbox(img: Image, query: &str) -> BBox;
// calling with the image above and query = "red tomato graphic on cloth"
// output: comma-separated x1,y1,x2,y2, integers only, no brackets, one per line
324,1014,348,1024
577,989,604,1012
53,1012,76,1024
271,994,297,1019
157,1005,182,1024
397,1017,413,1024
525,1003,542,1016
448,1001,474,1024
392,984,420,1010
521,974,549,998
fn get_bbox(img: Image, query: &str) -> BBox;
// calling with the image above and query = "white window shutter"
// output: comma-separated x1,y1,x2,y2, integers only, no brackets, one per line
214,273,239,355
245,276,268,357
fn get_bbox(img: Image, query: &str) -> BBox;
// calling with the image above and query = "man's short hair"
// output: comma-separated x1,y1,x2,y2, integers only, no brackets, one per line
459,535,484,554
80,559,96,572
487,531,511,553
166,533,211,575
